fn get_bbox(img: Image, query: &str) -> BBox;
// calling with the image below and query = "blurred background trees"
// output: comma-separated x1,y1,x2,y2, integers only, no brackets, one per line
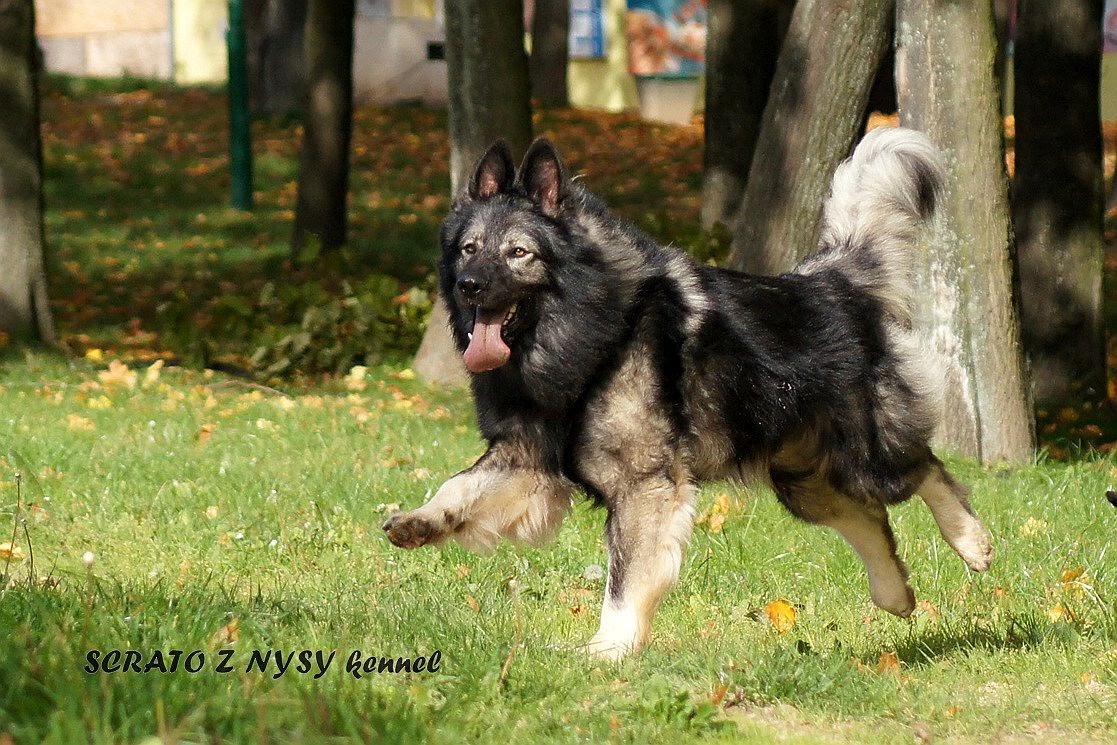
414,0,533,386
6,0,1117,461
291,0,355,255
700,0,790,233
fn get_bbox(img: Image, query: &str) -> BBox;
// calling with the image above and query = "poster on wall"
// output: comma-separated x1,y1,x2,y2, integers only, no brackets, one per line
570,0,606,59
625,0,707,78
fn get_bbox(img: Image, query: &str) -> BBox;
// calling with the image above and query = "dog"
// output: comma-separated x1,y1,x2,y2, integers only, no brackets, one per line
383,128,993,660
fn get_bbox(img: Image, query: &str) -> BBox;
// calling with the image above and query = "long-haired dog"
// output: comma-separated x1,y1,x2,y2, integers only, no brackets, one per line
384,128,993,659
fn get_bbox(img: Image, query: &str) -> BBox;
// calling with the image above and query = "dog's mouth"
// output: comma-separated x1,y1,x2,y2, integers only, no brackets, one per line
463,303,518,373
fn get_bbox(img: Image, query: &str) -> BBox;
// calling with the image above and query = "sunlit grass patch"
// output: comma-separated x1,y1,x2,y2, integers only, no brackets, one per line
1,354,1115,742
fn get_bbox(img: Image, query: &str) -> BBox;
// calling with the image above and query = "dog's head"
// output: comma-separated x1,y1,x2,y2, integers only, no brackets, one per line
438,138,571,374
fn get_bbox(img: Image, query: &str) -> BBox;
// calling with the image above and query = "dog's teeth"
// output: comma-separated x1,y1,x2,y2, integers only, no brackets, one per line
467,332,473,341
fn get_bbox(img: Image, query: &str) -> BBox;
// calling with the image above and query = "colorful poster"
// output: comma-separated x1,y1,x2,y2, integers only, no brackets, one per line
625,0,707,78
570,0,606,59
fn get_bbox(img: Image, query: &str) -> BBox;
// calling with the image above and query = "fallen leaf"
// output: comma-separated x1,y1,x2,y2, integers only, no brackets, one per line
98,360,137,390
916,600,940,619
143,359,164,387
66,413,95,431
84,348,104,362
1048,603,1079,623
875,651,900,674
763,599,797,633
1018,517,1048,537
1060,567,1086,585
345,365,369,391
198,423,215,444
87,395,113,409
466,594,481,613
210,617,239,646
0,542,25,562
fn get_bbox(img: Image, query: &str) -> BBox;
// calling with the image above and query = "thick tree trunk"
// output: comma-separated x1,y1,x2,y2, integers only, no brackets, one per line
445,0,533,191
258,0,308,115
1013,0,1105,402
701,0,791,232
896,0,1034,463
531,0,569,107
725,0,892,273
0,0,54,343
291,0,353,255
413,0,532,386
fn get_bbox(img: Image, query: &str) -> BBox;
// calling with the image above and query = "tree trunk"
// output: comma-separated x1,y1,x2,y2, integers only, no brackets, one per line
258,0,308,115
531,0,569,107
725,0,893,273
1013,0,1105,403
0,0,54,343
413,0,532,386
701,0,791,232
896,0,1034,463
291,0,353,255
445,0,533,191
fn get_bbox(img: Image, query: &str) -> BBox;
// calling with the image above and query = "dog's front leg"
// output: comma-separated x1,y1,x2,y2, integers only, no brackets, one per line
382,442,572,554
585,469,697,661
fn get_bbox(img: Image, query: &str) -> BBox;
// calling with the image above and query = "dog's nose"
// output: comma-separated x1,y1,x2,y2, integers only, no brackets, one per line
457,276,484,301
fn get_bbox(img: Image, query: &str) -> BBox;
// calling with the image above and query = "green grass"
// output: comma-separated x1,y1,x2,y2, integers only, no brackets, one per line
3,77,1115,743
1,352,1114,743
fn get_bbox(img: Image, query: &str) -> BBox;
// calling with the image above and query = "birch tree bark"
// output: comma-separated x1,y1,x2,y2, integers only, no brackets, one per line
896,0,1034,463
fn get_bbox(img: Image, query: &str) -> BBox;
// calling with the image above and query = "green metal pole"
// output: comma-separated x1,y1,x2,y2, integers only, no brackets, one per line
227,0,253,210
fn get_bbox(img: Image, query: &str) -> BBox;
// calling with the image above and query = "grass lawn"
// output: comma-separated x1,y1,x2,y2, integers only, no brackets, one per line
0,78,1115,742
1,353,1114,743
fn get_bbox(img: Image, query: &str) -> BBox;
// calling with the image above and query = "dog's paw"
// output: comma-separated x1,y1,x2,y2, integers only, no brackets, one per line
581,635,635,662
956,523,994,573
382,512,440,549
872,582,916,619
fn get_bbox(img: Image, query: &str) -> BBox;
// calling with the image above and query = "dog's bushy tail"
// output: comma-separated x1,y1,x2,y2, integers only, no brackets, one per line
797,126,945,326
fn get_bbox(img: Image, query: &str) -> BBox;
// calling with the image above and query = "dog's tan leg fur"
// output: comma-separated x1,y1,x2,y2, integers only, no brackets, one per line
585,472,696,661
383,444,571,554
917,463,993,572
824,505,915,617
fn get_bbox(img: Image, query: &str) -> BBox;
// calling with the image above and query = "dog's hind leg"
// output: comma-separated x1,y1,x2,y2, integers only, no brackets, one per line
916,457,993,572
824,501,916,617
584,467,696,661
772,464,915,618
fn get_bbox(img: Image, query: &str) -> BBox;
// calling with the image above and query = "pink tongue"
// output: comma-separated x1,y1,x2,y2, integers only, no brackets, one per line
462,308,511,373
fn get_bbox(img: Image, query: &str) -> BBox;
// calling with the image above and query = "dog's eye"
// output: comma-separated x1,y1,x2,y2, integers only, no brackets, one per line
462,243,477,255
511,247,528,258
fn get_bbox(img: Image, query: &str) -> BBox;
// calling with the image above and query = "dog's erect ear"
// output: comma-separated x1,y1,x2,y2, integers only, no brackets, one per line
518,138,567,217
468,140,515,201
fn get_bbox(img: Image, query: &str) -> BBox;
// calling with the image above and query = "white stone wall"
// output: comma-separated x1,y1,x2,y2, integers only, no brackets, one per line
36,0,172,79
